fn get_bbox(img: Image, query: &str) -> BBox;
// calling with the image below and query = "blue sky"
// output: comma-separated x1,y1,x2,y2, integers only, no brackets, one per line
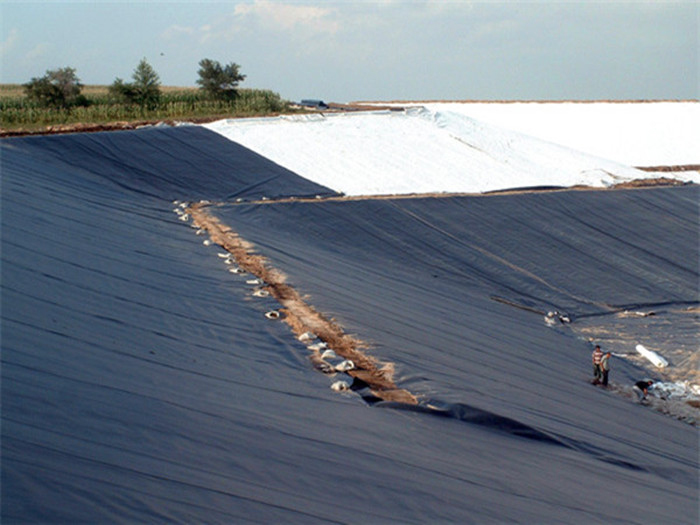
1,1,697,102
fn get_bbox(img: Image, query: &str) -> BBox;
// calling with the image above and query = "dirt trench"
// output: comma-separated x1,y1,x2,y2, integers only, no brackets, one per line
187,203,417,405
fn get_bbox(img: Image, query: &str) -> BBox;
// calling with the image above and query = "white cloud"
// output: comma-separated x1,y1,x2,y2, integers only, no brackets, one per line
161,24,195,40
193,1,340,44
233,0,339,33
25,43,50,62
1,28,19,56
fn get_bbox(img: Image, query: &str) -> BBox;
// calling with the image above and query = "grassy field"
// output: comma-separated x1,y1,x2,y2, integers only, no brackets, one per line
0,84,295,132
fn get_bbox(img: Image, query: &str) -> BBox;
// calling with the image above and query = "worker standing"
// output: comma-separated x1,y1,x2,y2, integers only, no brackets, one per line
592,345,603,384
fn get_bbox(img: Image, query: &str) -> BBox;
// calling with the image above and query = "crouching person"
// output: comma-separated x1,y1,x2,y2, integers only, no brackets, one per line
633,380,654,403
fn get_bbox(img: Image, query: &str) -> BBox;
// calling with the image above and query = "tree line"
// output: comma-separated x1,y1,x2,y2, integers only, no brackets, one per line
22,58,247,109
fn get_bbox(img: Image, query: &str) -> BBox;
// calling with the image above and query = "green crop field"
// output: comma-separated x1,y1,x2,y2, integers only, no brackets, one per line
0,84,295,132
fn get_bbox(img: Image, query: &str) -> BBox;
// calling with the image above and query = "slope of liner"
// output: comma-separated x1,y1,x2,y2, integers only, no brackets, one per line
2,128,698,523
1,125,336,202
210,186,698,520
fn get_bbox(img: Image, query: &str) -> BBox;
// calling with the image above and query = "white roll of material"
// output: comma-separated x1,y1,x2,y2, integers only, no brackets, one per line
635,344,668,368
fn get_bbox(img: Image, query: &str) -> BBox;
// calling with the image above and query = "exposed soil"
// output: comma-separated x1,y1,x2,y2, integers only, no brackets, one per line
604,383,699,427
187,203,418,405
610,177,691,188
636,165,700,173
0,106,394,138
566,302,700,427
0,116,247,138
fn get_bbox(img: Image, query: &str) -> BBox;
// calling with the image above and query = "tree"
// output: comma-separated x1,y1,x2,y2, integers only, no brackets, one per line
131,58,161,108
23,67,86,108
196,59,246,100
109,58,161,108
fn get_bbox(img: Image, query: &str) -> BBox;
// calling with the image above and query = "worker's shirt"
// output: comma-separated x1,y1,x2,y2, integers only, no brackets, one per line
592,349,603,364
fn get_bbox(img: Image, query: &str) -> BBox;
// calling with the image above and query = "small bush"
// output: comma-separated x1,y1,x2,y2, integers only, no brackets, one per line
23,67,87,109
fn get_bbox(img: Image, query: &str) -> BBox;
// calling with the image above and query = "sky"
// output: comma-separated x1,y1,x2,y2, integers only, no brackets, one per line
1,1,697,103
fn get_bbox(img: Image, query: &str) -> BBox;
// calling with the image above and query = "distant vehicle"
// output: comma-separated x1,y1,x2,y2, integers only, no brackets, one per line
299,99,329,110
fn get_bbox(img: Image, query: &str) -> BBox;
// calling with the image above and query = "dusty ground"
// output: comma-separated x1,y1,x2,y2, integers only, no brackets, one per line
0,117,229,138
0,104,393,137
636,165,700,173
602,382,699,427
572,303,699,427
